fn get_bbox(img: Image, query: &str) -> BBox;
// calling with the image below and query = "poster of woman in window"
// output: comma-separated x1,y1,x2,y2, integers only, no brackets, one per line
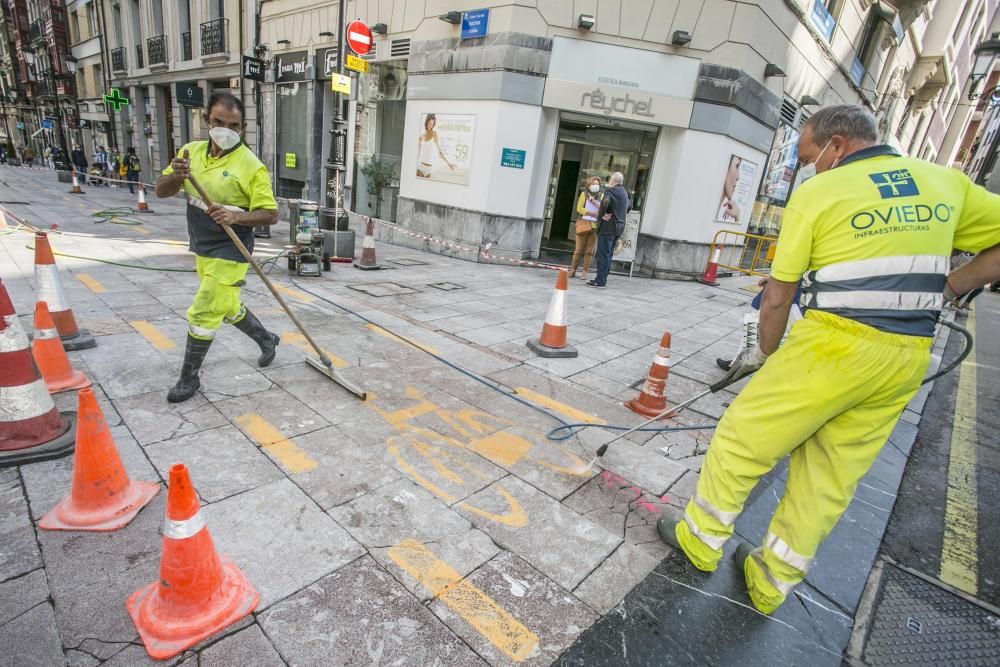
416,113,476,185
715,154,759,225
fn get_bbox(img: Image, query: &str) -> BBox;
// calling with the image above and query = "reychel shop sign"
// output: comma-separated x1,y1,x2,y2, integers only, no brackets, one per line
543,37,698,127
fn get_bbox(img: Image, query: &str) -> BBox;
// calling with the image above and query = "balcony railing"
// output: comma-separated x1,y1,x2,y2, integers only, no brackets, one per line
147,35,166,65
28,19,43,44
35,77,55,97
111,47,125,72
181,32,192,61
200,17,228,56
135,43,144,68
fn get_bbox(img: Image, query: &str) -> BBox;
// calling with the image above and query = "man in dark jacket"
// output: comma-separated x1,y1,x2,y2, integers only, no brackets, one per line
588,171,630,289
70,145,88,183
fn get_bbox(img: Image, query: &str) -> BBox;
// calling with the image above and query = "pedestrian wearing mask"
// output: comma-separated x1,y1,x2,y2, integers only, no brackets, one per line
570,176,601,280
587,172,630,289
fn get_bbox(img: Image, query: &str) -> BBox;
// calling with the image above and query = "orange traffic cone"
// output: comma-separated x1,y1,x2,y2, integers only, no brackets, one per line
69,169,84,194
353,217,381,270
38,388,158,531
625,332,673,419
32,301,90,393
526,269,578,358
127,463,259,660
0,279,76,468
696,247,722,286
136,184,153,213
34,231,96,350
0,208,8,230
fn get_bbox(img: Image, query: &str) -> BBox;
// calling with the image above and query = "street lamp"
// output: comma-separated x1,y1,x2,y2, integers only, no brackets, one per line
969,32,1000,100
64,55,78,150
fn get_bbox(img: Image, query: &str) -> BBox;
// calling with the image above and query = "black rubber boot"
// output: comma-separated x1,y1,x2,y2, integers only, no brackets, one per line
167,335,213,403
232,308,280,367
716,358,733,371
657,516,682,549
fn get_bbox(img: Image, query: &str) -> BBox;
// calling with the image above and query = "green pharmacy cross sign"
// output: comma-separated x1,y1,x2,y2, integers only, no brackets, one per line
103,88,130,112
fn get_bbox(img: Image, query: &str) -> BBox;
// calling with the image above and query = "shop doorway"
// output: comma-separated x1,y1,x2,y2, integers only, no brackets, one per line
541,114,658,263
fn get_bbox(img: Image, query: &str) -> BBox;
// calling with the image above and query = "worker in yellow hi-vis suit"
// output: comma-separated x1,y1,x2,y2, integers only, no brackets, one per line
657,105,1000,614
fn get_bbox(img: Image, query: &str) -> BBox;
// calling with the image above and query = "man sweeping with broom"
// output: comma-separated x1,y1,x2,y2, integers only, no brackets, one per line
155,91,280,403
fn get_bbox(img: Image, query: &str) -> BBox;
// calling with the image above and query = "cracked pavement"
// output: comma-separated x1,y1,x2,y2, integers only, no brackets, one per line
0,166,936,665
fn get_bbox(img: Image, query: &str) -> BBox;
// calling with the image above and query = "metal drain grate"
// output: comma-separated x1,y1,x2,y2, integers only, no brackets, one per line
346,282,420,297
387,258,428,266
427,282,464,291
862,564,1000,666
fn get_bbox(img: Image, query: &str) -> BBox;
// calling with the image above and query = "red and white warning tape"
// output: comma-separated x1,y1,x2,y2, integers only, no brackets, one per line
363,215,568,272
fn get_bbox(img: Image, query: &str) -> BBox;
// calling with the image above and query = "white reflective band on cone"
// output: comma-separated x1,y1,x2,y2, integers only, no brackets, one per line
750,550,798,595
189,325,217,339
683,510,728,550
763,532,812,572
545,290,567,327
652,351,670,367
163,511,207,540
34,327,59,340
363,236,375,249
35,265,70,312
813,290,943,311
0,319,30,353
693,494,740,526
814,255,947,283
0,381,55,422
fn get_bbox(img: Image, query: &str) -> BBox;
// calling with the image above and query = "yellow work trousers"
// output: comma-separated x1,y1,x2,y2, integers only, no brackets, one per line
186,256,249,340
675,309,931,613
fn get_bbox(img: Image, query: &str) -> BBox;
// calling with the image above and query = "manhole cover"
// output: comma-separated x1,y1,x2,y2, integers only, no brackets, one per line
862,564,1000,666
388,258,428,266
347,282,420,297
427,282,464,291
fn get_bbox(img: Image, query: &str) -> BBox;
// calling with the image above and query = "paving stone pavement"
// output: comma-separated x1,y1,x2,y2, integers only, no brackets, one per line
0,166,941,664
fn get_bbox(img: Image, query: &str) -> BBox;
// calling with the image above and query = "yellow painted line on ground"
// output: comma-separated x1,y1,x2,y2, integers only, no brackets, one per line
280,331,349,368
387,539,538,662
272,283,315,303
130,225,150,235
234,413,318,474
75,273,106,294
365,323,441,356
514,387,606,425
152,238,188,246
129,320,176,350
940,308,979,596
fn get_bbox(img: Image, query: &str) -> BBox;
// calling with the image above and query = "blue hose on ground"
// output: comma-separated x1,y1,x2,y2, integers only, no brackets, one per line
289,280,718,441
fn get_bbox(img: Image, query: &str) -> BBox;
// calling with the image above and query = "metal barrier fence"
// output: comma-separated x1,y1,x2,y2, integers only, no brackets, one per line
706,229,779,279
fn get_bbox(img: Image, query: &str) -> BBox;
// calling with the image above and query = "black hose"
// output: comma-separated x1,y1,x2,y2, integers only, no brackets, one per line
923,319,972,385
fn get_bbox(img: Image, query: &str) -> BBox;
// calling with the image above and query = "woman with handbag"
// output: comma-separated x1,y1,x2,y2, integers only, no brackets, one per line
570,176,602,279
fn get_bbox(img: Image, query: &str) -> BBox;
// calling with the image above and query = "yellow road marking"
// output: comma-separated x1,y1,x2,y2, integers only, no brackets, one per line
387,539,538,662
234,413,318,474
153,238,188,246
130,320,176,350
470,431,533,466
273,283,315,303
75,273,106,294
130,225,150,235
513,387,606,425
940,309,979,595
366,323,441,355
280,331,349,368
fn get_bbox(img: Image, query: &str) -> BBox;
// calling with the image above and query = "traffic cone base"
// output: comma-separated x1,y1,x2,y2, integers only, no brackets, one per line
526,336,579,358
696,248,722,286
625,393,672,419
127,557,258,659
0,411,77,468
32,301,92,393
39,478,159,531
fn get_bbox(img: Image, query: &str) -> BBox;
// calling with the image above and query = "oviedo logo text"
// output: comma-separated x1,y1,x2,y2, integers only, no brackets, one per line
851,203,954,230
580,88,654,118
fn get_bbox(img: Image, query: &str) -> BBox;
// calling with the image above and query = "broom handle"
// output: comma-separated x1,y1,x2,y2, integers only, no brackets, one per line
185,173,332,366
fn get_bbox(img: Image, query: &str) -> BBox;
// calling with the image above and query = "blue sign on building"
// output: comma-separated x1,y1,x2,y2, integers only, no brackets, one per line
461,9,490,39
41,118,54,130
500,147,526,169
810,0,835,42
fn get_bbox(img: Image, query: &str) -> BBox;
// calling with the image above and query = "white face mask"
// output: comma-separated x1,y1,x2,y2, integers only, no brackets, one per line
209,127,241,151
798,140,832,182
589,184,600,193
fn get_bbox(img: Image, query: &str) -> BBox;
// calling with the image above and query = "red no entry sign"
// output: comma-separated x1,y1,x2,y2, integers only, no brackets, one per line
346,20,373,55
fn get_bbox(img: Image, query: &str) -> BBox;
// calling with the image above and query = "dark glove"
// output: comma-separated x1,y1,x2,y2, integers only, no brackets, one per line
719,345,768,386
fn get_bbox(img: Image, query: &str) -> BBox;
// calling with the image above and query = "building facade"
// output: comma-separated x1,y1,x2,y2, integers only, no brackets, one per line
2,0,76,162
258,0,955,277
94,0,259,178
